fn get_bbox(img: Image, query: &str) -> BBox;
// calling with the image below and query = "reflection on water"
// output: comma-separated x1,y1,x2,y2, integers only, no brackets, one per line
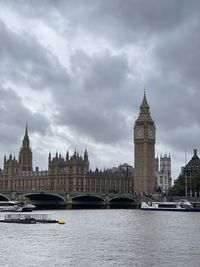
0,209,200,267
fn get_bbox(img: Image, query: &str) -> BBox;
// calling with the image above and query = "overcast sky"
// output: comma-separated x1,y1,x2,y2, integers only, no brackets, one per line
0,0,200,179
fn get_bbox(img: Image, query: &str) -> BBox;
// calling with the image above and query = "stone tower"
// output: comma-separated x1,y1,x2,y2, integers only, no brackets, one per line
159,154,172,192
134,92,156,195
18,125,33,172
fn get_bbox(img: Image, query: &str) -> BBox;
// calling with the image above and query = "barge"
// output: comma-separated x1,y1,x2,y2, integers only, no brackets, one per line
0,213,65,224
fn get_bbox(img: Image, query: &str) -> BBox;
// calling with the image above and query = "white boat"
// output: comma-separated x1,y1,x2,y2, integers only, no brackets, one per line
141,199,200,212
0,201,36,212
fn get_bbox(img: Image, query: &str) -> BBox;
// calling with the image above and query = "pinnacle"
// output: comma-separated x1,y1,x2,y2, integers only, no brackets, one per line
141,91,149,108
25,123,28,137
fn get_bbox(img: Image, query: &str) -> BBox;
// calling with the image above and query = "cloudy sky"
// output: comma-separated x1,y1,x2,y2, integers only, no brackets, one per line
0,0,200,179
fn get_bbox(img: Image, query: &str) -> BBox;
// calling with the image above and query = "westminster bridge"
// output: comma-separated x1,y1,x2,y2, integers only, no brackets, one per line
0,189,139,209
1,189,200,209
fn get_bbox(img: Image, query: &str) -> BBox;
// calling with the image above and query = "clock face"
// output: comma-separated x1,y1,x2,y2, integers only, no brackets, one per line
148,127,154,138
136,127,144,138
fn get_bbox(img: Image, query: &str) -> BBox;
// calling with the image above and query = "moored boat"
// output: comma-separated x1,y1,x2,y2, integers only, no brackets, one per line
0,213,64,224
0,201,35,212
141,199,200,212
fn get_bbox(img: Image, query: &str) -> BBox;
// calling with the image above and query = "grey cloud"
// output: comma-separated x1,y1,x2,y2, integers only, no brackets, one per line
3,0,200,45
154,18,200,88
0,87,49,146
54,50,137,143
1,0,200,178
146,76,200,160
146,12,200,155
0,15,139,145
0,19,69,92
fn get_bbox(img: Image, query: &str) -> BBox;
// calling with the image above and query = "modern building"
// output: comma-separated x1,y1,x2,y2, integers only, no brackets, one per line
134,92,156,196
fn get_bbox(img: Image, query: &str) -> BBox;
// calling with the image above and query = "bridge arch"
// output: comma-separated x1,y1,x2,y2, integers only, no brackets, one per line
109,197,135,208
18,193,66,209
71,195,106,208
0,193,10,201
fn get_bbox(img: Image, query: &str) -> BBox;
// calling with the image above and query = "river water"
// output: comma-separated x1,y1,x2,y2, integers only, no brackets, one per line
0,209,200,267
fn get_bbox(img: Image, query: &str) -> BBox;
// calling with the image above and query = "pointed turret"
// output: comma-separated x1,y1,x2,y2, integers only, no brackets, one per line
48,152,51,163
25,123,28,136
84,149,88,161
22,124,30,148
136,91,153,122
18,124,33,172
141,91,149,110
66,151,69,161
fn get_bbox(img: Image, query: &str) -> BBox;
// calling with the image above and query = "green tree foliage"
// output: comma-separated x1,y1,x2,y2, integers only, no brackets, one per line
169,173,200,196
190,174,200,193
168,175,185,196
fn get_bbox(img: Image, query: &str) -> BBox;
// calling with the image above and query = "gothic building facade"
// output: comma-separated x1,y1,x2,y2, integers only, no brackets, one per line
155,154,172,193
0,126,133,194
134,93,156,196
3,125,33,179
0,93,164,197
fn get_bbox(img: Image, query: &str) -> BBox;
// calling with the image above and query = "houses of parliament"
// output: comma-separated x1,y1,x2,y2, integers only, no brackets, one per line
0,93,171,196
0,126,133,194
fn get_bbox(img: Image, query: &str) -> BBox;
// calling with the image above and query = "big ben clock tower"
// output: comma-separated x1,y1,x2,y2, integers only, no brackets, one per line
134,92,156,196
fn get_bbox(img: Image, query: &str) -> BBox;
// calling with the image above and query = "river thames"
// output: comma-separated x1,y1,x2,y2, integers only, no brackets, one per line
0,209,199,267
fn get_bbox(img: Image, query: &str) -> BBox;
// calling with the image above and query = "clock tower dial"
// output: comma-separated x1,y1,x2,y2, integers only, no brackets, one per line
148,127,155,139
134,92,156,196
135,127,144,138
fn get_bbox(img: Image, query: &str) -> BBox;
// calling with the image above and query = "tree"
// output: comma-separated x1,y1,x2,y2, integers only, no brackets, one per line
168,175,185,196
190,174,200,195
168,173,200,197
